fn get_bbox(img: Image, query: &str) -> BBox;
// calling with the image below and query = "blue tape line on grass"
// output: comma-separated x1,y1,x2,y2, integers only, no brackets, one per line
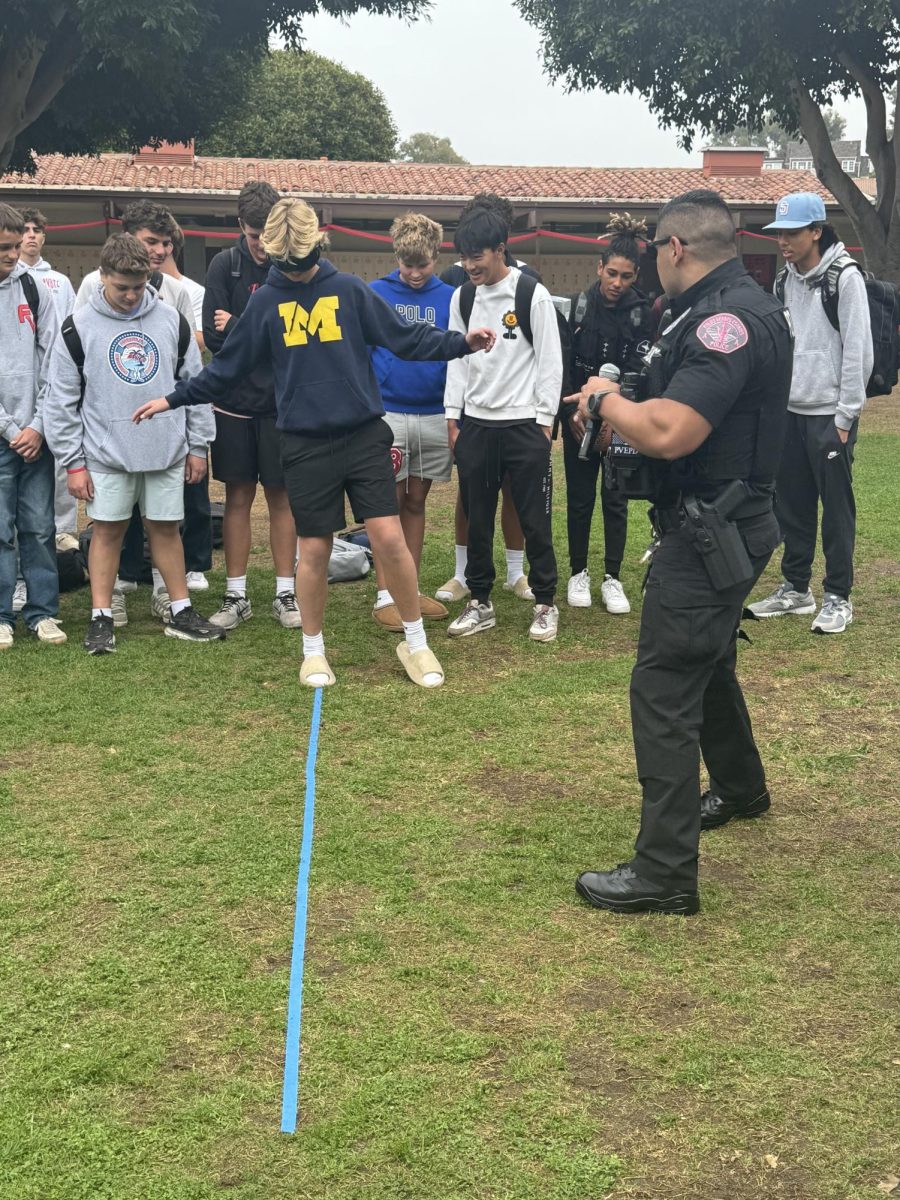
280,684,323,1134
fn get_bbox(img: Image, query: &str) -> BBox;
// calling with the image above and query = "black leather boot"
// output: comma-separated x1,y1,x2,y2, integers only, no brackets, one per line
575,863,699,915
700,788,771,831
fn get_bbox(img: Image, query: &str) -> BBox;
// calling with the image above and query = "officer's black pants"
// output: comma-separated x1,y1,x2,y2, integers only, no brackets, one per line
455,420,557,606
630,510,780,889
118,477,212,582
560,418,628,578
776,411,858,600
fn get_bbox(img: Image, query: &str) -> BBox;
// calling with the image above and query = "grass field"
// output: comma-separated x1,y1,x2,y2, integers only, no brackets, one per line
2,399,899,1200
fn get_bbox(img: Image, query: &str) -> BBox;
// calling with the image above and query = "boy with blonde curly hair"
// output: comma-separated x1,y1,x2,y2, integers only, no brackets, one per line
368,212,455,631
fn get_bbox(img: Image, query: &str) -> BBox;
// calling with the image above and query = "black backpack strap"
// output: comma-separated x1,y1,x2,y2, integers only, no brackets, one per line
19,271,40,335
459,281,476,330
819,258,859,332
61,313,87,409
773,266,788,306
175,312,192,379
514,271,538,345
149,270,164,292
230,246,242,277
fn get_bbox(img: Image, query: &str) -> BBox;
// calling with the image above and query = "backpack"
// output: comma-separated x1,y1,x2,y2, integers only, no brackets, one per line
60,309,192,408
458,272,572,398
19,271,40,334
775,258,900,398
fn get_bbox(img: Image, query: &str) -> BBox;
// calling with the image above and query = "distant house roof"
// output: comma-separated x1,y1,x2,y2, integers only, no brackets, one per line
786,139,862,161
0,153,838,208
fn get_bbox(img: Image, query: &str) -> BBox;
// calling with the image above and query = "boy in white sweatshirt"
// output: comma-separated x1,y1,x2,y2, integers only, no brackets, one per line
444,205,562,642
749,192,873,634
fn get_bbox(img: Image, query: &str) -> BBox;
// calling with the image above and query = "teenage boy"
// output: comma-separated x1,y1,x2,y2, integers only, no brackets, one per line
201,181,300,632
76,201,212,607
45,234,222,654
368,212,454,631
0,203,65,648
438,192,542,604
748,192,872,634
133,198,496,689
163,224,206,347
19,208,79,554
444,205,562,642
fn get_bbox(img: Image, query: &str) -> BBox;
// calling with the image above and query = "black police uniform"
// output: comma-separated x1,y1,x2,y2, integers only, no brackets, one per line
625,258,793,896
562,283,654,579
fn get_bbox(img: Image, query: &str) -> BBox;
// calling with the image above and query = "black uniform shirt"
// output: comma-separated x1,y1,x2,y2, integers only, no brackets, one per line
569,282,653,391
652,258,793,492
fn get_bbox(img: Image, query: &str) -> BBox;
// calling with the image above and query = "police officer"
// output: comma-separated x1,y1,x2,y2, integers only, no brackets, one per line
570,189,793,915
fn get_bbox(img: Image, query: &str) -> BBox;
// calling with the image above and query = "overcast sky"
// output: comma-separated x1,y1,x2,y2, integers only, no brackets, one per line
299,0,867,167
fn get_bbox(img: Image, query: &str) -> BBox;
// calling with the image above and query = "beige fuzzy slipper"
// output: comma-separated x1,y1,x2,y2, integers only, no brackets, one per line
299,653,335,687
396,641,445,689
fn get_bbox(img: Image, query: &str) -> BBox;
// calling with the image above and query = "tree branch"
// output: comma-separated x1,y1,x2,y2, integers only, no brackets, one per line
792,75,887,267
18,21,83,133
838,48,893,225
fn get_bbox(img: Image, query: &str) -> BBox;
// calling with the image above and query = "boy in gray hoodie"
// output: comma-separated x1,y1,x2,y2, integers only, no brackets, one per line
749,192,873,635
0,203,64,648
44,234,222,654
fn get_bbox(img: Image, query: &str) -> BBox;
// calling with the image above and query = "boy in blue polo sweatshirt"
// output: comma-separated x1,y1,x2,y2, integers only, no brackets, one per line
133,199,495,689
368,212,454,632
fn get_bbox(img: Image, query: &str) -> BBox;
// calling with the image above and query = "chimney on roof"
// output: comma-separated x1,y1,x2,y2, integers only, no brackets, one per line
702,146,766,177
135,140,195,165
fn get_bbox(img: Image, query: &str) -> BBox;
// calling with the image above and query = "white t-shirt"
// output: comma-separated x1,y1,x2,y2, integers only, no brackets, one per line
178,275,206,332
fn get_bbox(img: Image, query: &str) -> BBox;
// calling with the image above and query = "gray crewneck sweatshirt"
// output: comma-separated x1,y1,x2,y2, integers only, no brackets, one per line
44,283,213,474
0,262,60,443
779,241,873,429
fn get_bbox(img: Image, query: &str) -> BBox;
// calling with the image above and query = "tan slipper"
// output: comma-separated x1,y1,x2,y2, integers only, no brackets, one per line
418,593,449,620
372,603,404,632
396,641,445,689
299,653,335,687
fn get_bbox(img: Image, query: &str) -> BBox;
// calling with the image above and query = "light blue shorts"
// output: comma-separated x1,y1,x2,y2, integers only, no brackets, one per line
86,460,185,523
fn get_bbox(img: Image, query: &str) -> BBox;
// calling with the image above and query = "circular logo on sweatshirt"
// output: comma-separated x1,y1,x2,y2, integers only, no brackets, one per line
109,330,160,385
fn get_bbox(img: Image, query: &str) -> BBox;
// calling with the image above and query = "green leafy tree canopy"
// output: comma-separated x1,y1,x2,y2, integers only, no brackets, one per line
514,0,900,276
0,0,430,173
396,132,468,163
715,109,847,158
199,51,396,161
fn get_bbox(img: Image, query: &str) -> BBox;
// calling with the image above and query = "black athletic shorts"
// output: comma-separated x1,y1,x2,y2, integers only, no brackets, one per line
211,410,285,488
280,417,399,537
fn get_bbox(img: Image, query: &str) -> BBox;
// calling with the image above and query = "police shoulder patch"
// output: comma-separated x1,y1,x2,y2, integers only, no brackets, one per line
695,312,749,355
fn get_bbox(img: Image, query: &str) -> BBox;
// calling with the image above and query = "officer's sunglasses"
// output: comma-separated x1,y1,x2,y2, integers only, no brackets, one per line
645,235,689,260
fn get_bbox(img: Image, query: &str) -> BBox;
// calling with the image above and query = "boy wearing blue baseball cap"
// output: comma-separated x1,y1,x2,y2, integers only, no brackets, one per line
748,192,872,634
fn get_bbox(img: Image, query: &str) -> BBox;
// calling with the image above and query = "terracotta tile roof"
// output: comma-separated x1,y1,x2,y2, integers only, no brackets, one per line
0,153,838,207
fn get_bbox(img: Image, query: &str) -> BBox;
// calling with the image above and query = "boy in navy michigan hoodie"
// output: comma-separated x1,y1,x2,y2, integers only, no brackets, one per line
368,212,454,632
134,199,496,689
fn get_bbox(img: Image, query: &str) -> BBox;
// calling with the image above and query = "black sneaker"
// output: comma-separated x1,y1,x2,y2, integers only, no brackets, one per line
83,614,116,655
163,605,226,643
575,863,699,915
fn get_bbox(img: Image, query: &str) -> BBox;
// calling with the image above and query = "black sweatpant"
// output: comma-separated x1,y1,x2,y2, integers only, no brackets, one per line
561,417,629,577
630,509,780,889
455,420,557,606
118,476,212,582
776,411,858,600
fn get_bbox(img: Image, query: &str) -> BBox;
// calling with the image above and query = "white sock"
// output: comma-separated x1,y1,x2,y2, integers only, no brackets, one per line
454,544,468,583
92,608,112,618
152,568,165,592
170,596,191,616
303,631,325,658
403,618,428,654
275,575,294,596
506,549,524,584
374,589,394,610
226,575,247,597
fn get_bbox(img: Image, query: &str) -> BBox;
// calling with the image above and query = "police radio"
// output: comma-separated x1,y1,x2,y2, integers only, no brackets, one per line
602,360,668,501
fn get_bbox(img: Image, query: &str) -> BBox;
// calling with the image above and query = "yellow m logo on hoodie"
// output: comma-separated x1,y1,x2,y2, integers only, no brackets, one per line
278,297,343,346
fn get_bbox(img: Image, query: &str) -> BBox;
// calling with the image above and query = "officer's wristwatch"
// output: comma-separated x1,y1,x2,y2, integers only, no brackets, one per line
587,389,615,417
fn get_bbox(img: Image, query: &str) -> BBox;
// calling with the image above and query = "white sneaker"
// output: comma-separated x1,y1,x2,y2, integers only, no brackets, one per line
529,603,559,642
111,589,128,628
12,580,26,613
601,574,631,614
55,532,79,552
186,571,209,592
31,617,67,645
567,569,592,608
273,591,302,629
115,576,138,594
811,594,853,634
748,580,816,618
209,593,252,630
150,588,172,620
447,600,496,638
0,623,13,649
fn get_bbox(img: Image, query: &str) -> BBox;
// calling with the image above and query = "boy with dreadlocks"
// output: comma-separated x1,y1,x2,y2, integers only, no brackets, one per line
561,214,655,613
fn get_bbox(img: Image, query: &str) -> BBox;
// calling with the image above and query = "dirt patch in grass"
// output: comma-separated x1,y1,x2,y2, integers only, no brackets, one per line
473,760,567,808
